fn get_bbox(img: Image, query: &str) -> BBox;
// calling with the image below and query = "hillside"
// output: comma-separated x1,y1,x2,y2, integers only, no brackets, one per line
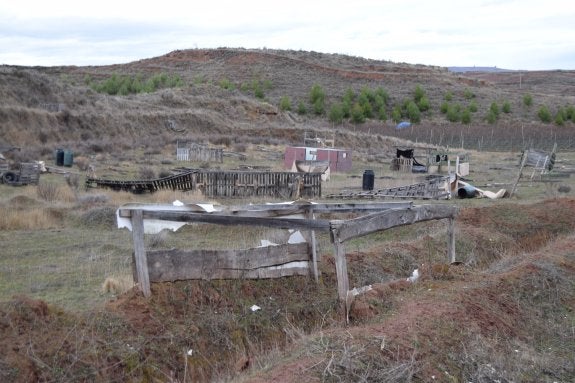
1,48,575,165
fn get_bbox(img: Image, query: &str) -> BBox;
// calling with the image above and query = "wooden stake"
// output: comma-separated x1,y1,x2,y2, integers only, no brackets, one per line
331,225,349,301
308,207,320,283
447,217,456,263
131,209,151,297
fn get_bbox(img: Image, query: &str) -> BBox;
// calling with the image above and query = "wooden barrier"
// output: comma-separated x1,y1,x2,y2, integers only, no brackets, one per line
87,170,322,198
119,201,457,302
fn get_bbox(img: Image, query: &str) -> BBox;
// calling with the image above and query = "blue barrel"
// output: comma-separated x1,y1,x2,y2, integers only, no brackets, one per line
362,169,374,191
55,149,64,166
63,150,74,167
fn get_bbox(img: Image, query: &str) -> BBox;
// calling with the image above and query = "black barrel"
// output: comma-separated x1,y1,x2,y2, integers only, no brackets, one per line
55,149,64,166
362,169,374,191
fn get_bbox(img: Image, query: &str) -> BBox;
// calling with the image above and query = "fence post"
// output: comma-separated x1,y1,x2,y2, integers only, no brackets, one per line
308,207,319,283
131,209,151,297
447,217,456,263
330,223,349,302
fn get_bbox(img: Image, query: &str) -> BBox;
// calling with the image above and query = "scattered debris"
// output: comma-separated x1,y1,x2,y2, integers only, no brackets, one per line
250,305,261,312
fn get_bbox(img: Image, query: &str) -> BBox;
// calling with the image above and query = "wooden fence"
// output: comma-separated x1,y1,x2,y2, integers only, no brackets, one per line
87,170,322,198
118,201,458,306
176,144,223,163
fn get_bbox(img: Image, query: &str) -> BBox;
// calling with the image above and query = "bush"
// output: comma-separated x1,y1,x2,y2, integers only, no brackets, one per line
490,102,500,117
413,85,425,103
468,100,478,113
523,93,533,107
440,102,449,114
446,104,461,122
461,108,472,124
377,106,387,121
218,78,235,90
351,103,365,123
297,101,307,115
418,96,430,112
538,105,552,123
312,99,325,115
36,182,60,202
486,110,498,124
391,106,402,123
464,88,475,99
444,91,453,102
138,167,156,180
406,101,421,123
502,101,511,114
328,103,344,124
279,96,291,111
309,84,325,105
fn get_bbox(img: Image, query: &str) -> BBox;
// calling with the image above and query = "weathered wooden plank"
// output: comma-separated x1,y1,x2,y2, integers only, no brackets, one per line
131,210,151,297
146,243,310,281
331,234,349,301
332,204,458,243
308,207,319,283
135,210,332,231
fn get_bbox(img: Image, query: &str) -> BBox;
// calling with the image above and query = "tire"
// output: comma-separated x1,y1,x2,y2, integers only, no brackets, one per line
2,171,18,184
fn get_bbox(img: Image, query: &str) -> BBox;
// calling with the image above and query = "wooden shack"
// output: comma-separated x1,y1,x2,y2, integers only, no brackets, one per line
284,146,352,172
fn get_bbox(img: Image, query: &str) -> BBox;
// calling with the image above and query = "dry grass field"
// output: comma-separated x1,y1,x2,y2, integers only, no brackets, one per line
1,48,574,382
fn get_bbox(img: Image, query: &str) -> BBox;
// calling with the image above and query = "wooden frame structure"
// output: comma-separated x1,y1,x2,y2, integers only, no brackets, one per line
118,201,458,301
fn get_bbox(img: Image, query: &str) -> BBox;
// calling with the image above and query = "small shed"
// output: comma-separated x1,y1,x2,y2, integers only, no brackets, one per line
284,146,352,172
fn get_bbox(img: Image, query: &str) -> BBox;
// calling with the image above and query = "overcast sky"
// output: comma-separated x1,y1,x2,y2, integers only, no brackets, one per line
1,0,574,70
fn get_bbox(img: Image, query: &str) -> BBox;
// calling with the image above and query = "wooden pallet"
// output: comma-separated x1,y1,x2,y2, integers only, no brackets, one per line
327,176,451,200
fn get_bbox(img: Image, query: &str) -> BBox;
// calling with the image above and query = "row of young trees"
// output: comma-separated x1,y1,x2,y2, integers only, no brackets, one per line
92,72,574,127
88,73,184,95
275,83,574,127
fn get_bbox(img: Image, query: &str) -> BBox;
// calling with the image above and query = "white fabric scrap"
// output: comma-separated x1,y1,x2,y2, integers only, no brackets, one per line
288,230,306,244
250,305,261,312
407,268,420,283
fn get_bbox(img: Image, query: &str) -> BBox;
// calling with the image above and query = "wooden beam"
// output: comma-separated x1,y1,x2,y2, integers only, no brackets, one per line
332,204,458,243
131,210,151,297
145,243,310,281
133,210,332,231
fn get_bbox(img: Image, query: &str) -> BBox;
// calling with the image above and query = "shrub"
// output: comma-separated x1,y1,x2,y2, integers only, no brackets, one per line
406,101,421,123
279,96,291,111
446,104,461,122
351,103,365,123
444,91,453,102
523,93,533,107
468,100,478,113
502,101,511,114
538,105,552,123
486,110,498,124
391,106,402,123
377,106,387,121
313,99,325,116
490,102,500,117
565,105,575,122
297,101,307,115
418,96,430,112
440,102,449,114
461,108,472,124
464,88,475,99
413,85,425,103
218,78,235,90
374,87,389,105
309,84,325,105
328,103,344,124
